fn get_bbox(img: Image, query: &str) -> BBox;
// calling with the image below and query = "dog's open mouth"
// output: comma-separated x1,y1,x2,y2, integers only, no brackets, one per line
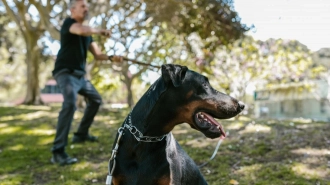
194,112,226,139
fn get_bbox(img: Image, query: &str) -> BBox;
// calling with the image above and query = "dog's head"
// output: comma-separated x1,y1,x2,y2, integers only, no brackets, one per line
131,64,244,139
161,64,244,138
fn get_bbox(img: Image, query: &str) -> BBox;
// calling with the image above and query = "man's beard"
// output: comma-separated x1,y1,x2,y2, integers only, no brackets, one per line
83,12,89,20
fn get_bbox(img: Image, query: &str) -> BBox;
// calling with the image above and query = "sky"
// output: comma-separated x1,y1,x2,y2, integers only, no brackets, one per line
48,0,330,54
233,0,330,51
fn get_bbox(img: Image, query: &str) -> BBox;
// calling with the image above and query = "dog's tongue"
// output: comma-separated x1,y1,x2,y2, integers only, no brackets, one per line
203,112,226,138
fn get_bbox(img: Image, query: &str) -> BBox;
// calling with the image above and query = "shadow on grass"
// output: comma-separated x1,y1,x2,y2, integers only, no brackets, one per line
0,105,329,185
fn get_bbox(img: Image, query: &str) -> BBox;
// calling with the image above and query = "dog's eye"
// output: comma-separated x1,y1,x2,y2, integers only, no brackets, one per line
195,83,208,95
203,83,209,89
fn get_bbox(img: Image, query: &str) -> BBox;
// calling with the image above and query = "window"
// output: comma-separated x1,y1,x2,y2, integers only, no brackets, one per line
280,101,284,113
294,100,302,113
41,85,61,94
320,99,327,114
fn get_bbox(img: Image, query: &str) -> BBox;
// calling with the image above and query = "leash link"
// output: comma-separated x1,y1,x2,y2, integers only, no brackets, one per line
106,127,124,185
198,131,229,168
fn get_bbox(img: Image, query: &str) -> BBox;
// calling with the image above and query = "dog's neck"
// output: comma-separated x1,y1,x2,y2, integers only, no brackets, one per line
127,77,177,137
129,107,176,137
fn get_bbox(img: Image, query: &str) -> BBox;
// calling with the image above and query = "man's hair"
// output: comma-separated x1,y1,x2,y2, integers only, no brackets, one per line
69,0,83,9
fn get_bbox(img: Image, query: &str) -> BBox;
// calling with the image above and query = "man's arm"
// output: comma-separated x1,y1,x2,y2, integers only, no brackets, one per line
89,42,123,62
89,42,108,60
69,22,110,37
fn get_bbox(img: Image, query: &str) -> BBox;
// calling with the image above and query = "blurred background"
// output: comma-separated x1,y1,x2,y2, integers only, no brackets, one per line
0,0,329,122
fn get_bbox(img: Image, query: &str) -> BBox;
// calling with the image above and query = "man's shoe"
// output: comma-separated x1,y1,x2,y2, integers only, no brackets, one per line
72,134,98,143
51,152,78,166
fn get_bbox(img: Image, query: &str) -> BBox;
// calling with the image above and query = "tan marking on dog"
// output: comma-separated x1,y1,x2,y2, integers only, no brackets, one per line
157,175,171,185
113,175,170,185
112,176,123,185
185,90,193,99
163,100,217,132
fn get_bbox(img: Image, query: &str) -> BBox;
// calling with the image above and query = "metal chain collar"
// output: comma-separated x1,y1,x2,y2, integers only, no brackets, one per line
105,113,166,184
124,112,166,142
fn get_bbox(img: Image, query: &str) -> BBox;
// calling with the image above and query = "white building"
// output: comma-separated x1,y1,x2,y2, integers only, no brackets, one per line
254,80,330,121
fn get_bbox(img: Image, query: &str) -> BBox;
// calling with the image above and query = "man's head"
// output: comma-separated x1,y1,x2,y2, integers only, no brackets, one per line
69,0,89,22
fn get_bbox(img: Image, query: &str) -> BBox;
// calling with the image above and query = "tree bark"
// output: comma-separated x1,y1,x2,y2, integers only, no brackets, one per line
23,35,43,105
126,79,134,108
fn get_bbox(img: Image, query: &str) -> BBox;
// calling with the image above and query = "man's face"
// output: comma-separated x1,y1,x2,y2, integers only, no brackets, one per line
71,0,89,21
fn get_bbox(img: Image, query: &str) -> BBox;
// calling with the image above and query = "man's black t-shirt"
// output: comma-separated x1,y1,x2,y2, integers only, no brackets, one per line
52,17,93,76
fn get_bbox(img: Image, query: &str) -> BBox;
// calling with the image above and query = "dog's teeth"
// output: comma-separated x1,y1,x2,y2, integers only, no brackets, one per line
200,114,204,118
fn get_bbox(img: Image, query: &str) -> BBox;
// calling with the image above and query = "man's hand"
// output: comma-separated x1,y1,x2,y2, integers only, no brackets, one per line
108,55,123,63
99,29,111,37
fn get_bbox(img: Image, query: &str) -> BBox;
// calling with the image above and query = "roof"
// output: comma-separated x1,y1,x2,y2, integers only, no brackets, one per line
41,94,63,103
45,79,57,86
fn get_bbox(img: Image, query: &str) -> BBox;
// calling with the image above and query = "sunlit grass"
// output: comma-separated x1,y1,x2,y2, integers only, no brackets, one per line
0,111,57,121
238,123,272,134
72,161,91,171
23,129,55,136
291,148,330,156
292,163,329,179
226,121,245,130
0,123,9,128
38,137,54,145
0,174,32,185
15,105,52,111
0,126,22,134
8,144,24,151
236,163,263,180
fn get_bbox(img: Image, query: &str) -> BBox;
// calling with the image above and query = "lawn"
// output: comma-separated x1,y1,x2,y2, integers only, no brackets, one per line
0,104,329,185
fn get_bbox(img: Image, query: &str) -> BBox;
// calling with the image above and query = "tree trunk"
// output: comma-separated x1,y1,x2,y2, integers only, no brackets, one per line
23,37,43,105
125,79,134,108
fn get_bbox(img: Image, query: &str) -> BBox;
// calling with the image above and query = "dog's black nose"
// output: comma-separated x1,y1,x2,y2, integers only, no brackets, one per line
238,101,245,110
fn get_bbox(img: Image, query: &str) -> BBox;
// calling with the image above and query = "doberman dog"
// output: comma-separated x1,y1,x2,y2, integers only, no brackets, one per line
108,64,244,185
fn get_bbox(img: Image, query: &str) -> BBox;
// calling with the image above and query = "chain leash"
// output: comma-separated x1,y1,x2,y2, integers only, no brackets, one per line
106,127,124,185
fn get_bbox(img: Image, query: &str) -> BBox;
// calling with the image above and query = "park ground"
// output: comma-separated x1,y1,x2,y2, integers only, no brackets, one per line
0,104,329,185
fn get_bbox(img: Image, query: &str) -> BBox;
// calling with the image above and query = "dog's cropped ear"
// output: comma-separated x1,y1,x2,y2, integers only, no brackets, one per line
161,64,188,87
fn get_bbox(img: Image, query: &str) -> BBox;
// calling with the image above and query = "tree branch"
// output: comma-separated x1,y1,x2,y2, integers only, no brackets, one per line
29,0,61,40
2,0,33,40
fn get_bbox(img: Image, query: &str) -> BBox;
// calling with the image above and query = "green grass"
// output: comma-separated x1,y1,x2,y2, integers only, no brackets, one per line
0,105,329,185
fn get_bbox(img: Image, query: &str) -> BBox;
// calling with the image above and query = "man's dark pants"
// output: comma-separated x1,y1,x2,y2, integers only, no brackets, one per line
51,72,102,153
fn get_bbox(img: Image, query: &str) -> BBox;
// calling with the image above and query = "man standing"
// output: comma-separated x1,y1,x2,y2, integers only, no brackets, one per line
51,0,122,165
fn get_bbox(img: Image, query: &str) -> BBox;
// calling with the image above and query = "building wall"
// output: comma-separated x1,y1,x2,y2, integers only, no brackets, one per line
256,99,330,121
312,48,330,68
